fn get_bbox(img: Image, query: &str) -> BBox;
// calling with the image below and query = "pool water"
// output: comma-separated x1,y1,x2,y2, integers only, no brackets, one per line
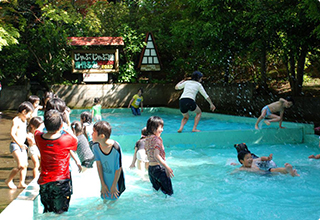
69,108,254,135
35,109,320,220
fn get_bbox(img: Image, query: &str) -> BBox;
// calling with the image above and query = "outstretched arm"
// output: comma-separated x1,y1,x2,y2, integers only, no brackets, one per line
128,98,134,108
206,97,216,112
175,80,186,90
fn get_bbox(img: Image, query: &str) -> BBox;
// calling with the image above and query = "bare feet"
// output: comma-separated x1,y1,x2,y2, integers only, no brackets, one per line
264,120,271,126
18,183,27,189
255,125,259,129
285,163,300,177
5,179,17,189
192,129,200,132
177,129,182,133
309,155,315,159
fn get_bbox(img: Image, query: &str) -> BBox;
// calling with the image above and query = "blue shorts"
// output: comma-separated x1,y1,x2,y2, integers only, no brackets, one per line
179,98,197,114
262,106,272,117
130,106,141,116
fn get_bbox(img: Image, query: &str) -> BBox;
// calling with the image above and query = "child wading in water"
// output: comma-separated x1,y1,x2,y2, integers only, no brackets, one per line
130,127,149,172
92,121,125,203
128,88,144,116
5,101,34,189
71,121,95,168
34,109,78,214
144,116,174,196
92,98,102,122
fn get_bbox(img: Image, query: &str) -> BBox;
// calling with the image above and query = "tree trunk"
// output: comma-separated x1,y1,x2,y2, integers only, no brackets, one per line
295,46,308,96
260,43,267,90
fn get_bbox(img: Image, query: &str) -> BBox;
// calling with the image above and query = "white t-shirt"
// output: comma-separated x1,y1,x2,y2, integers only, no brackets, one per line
176,80,209,101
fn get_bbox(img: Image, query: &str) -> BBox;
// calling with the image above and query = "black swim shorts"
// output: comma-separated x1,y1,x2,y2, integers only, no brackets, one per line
179,98,197,114
148,165,173,196
39,179,72,214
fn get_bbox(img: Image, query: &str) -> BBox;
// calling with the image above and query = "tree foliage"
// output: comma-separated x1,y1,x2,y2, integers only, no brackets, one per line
0,0,319,96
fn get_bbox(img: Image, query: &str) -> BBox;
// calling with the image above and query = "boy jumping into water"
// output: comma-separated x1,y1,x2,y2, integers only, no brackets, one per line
255,97,294,129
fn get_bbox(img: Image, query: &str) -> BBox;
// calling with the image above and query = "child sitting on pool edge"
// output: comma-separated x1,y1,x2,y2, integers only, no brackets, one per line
237,150,299,177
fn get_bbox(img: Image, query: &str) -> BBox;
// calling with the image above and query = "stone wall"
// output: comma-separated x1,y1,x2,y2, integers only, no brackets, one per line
1,83,319,125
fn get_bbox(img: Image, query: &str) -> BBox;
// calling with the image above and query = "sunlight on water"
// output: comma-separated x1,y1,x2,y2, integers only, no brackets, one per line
35,144,320,220
35,109,320,220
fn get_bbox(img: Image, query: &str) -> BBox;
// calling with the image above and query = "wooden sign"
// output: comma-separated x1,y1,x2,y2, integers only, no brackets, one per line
71,49,119,73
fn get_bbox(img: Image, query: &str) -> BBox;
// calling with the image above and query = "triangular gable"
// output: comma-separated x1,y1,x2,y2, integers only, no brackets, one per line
138,32,161,71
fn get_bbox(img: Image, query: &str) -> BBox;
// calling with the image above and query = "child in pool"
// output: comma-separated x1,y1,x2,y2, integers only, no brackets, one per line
129,127,149,171
231,143,277,169
92,97,102,122
128,87,144,116
34,109,78,214
255,97,294,129
144,116,174,196
237,150,299,177
5,101,34,189
92,121,125,202
175,71,215,132
26,116,43,178
71,121,95,168
80,111,94,147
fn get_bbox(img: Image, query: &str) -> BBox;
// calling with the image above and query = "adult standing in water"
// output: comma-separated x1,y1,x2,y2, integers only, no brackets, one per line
175,71,216,132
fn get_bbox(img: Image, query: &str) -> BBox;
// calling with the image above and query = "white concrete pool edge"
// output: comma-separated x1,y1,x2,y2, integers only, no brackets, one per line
0,176,40,219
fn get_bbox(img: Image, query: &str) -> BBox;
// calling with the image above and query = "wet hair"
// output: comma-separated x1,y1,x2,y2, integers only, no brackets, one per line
80,111,92,123
234,143,249,153
146,116,164,135
138,87,144,94
237,150,251,164
191,71,203,82
18,101,34,113
141,127,148,136
45,98,66,113
285,96,295,105
234,143,258,159
93,121,112,139
71,121,83,135
45,98,69,124
28,95,40,104
28,116,43,131
44,109,62,132
94,97,101,105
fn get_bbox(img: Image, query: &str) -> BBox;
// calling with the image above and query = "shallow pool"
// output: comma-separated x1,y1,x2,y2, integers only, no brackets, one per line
35,108,320,220
69,108,254,135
